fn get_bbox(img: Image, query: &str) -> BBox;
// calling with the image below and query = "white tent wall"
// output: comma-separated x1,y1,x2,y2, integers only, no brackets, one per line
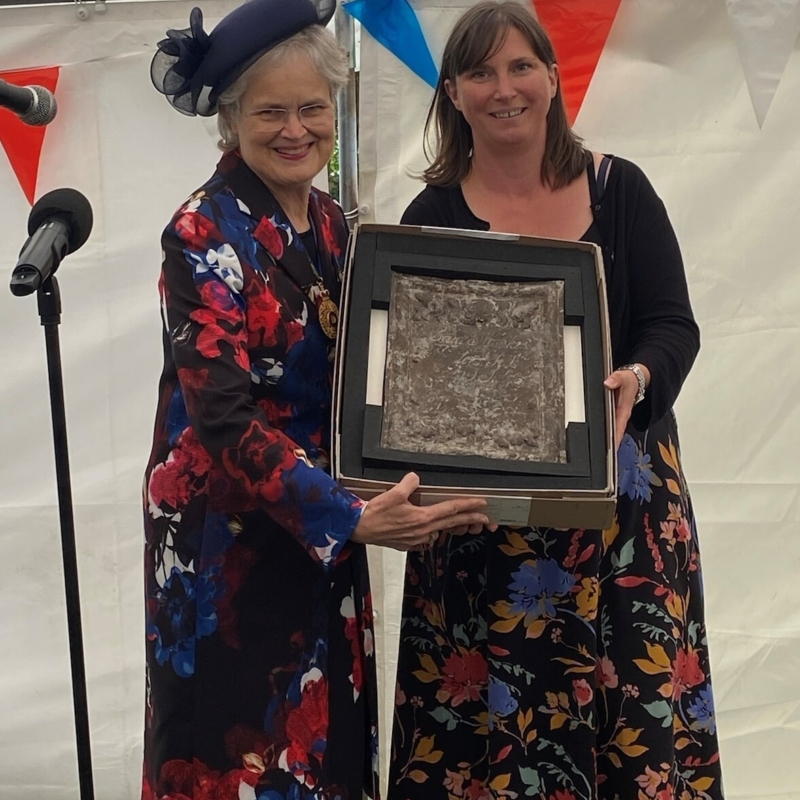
0,0,795,798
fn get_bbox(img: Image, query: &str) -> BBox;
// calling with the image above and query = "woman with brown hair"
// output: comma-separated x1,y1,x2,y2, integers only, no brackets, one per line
389,3,723,799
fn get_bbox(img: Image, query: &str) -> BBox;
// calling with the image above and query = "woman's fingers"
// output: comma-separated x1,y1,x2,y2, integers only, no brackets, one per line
605,369,638,450
352,486,492,549
392,472,421,502
423,496,487,525
419,511,489,537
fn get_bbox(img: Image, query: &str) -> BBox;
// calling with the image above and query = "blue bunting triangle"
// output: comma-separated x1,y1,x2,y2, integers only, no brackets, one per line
344,0,439,88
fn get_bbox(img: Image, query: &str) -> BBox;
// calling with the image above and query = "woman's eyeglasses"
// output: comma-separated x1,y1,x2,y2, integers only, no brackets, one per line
250,103,334,132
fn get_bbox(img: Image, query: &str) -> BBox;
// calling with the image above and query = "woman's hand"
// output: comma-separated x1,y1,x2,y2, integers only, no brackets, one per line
351,472,491,551
604,364,650,449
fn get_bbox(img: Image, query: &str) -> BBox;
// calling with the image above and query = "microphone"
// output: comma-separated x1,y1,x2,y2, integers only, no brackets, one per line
10,189,94,297
0,78,57,126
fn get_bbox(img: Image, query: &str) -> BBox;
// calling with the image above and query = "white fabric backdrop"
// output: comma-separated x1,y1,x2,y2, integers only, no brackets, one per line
0,0,797,798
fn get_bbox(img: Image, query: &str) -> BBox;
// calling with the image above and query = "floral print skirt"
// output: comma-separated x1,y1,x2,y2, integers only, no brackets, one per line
388,412,723,800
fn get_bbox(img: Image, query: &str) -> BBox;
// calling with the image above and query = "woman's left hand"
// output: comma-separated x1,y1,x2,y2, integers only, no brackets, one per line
604,365,650,449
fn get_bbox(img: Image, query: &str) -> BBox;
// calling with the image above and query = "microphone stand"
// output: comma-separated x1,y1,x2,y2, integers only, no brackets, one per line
36,275,95,800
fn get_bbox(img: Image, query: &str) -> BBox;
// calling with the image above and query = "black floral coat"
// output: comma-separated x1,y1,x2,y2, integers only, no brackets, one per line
142,151,379,800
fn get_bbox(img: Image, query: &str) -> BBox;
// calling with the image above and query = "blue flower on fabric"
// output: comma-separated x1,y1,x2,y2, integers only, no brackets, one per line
618,433,661,503
214,193,260,266
687,684,716,734
166,387,190,446
488,677,518,730
292,482,363,566
508,559,576,620
147,565,219,678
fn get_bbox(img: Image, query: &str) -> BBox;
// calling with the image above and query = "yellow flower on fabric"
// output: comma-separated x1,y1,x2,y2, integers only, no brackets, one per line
576,577,599,621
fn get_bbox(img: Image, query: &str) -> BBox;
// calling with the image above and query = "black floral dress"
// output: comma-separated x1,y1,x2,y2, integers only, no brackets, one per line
388,159,723,800
142,151,379,800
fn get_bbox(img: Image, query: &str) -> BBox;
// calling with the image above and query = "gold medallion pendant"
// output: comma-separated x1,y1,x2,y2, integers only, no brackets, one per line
318,293,339,340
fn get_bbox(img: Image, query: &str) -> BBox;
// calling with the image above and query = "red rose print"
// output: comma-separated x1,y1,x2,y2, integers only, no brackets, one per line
299,673,329,739
572,678,593,707
436,648,488,707
159,758,258,800
464,778,492,800
188,282,249,370
221,420,297,502
197,280,240,321
148,429,212,510
174,211,222,251
283,673,329,778
195,768,258,800
258,400,294,430
190,312,249,371
148,460,191,510
159,758,197,795
245,282,283,348
243,282,304,352
668,647,704,699
282,739,312,775
175,428,213,476
596,656,619,689
254,216,285,260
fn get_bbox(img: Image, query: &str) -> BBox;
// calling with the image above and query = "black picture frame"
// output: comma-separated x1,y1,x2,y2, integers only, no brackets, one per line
337,226,610,492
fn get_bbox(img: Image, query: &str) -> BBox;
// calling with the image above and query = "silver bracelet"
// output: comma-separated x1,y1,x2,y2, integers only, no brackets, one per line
619,363,646,405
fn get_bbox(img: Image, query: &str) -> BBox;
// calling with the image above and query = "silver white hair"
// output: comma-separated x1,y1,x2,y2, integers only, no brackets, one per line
217,24,348,152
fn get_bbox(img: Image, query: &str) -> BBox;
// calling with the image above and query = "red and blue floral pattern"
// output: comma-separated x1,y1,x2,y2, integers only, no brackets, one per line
142,152,378,800
389,417,722,800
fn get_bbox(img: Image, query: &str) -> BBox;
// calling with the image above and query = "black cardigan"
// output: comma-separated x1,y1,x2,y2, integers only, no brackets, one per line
399,157,700,430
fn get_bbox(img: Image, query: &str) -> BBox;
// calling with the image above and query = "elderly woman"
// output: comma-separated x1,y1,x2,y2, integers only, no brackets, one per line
144,1,489,798
389,3,723,800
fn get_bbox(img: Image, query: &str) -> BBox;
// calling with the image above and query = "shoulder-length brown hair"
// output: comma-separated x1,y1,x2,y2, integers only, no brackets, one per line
422,0,587,189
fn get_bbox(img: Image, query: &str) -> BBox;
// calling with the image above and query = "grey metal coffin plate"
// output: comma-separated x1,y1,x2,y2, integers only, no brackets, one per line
381,273,567,464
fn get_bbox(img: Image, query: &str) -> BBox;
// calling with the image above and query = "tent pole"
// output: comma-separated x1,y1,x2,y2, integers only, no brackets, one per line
335,5,359,225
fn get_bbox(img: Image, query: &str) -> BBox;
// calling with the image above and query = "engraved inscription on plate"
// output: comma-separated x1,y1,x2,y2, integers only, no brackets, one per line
382,273,566,463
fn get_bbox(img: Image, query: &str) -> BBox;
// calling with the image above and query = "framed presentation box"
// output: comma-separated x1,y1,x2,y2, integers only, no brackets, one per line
332,223,617,530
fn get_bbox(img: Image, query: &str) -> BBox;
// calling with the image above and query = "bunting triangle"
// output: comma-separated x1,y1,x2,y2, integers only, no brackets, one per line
0,66,60,205
725,0,800,127
532,0,622,125
344,0,439,88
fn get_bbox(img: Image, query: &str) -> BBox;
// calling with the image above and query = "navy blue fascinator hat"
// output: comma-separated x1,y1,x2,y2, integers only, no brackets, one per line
151,0,336,116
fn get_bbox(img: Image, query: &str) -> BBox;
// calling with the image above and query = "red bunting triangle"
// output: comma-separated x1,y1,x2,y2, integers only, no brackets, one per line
0,66,60,205
532,0,622,125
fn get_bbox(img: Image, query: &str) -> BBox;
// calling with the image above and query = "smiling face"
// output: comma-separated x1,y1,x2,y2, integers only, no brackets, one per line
444,26,558,152
231,51,335,195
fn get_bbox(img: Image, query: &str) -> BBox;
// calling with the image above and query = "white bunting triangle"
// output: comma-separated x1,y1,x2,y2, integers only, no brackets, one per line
725,0,800,127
